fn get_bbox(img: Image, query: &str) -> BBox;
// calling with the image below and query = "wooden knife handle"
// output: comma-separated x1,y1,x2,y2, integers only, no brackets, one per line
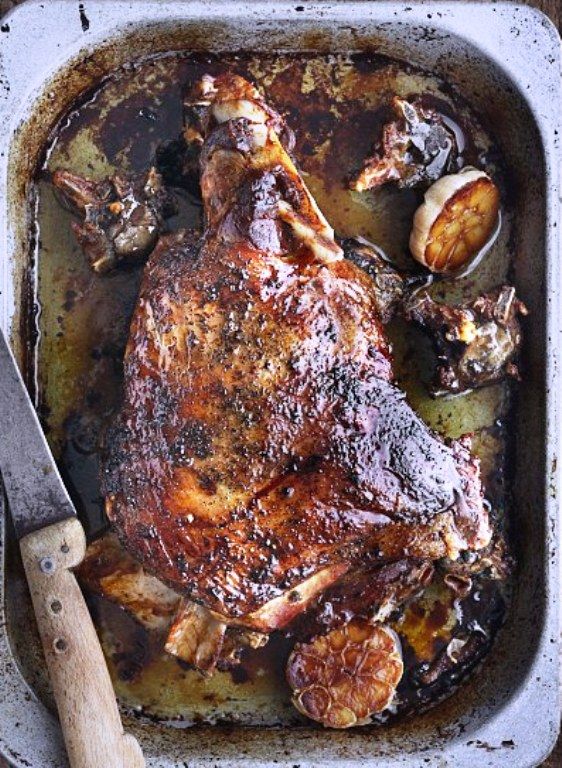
19,516,145,768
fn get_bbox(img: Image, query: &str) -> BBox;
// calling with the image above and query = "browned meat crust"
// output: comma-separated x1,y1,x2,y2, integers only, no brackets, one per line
103,74,491,631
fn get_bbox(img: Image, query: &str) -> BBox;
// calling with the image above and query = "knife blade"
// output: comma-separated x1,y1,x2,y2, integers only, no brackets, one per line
0,326,144,768
0,328,76,539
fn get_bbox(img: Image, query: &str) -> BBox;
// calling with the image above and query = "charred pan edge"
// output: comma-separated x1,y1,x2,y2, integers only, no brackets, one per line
0,2,559,768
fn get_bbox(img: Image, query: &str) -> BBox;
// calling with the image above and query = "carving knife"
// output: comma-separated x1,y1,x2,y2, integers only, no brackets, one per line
0,328,144,768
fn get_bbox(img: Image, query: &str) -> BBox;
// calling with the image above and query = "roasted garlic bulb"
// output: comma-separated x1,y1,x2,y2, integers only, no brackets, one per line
409,167,500,274
52,167,176,273
286,620,403,728
405,286,528,395
350,97,458,191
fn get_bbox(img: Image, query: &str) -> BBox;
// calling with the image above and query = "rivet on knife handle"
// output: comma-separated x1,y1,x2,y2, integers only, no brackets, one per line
19,516,145,768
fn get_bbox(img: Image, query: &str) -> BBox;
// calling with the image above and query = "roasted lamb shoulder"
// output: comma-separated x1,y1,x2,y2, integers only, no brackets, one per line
103,74,492,638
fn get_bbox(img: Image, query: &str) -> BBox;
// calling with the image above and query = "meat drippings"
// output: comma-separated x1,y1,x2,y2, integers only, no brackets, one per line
30,51,514,726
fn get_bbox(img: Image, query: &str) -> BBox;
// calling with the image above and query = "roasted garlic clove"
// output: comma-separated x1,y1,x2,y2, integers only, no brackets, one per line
286,620,403,728
409,167,500,274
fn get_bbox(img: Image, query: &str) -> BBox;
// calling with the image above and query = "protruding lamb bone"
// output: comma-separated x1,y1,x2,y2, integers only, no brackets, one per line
350,96,458,192
404,286,528,396
52,167,176,273
76,533,180,632
183,72,296,160
183,73,341,264
164,600,227,674
77,534,267,675
289,558,435,642
165,600,272,674
342,237,429,323
277,201,343,264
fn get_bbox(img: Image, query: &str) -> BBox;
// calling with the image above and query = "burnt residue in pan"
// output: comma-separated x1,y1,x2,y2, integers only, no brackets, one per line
29,50,515,726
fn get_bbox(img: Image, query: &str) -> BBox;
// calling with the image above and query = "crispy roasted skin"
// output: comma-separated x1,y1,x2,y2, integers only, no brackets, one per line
104,74,491,631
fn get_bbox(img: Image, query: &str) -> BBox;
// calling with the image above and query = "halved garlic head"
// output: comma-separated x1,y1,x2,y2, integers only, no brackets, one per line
409,167,500,274
286,620,403,728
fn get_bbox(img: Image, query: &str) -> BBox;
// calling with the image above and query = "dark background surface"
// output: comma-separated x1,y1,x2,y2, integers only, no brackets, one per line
0,0,559,766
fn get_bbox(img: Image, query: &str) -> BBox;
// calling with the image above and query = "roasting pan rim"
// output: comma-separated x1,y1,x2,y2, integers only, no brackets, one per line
0,2,560,767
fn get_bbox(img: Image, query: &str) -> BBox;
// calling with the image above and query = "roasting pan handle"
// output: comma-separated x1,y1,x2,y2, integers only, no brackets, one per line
19,516,145,768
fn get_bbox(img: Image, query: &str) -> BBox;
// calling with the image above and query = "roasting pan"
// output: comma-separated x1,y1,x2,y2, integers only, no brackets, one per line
0,1,560,766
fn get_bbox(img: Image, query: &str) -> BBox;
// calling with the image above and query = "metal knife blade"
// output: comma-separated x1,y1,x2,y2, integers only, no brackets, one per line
0,328,76,539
